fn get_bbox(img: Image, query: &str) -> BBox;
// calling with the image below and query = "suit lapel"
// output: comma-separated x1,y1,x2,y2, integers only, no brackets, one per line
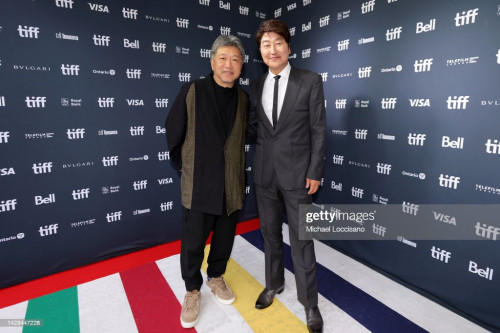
276,67,301,132
257,73,274,133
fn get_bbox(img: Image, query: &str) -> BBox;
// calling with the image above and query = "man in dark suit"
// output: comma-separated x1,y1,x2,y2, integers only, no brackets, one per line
249,20,326,333
166,35,248,329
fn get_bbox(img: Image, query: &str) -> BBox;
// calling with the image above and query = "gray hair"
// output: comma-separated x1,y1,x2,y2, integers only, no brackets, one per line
210,35,245,61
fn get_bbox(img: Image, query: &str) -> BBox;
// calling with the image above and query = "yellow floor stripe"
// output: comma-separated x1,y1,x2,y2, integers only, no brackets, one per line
202,245,307,333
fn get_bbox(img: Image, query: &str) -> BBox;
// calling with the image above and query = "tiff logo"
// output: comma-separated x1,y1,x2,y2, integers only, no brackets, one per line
332,155,344,165
303,0,311,5
361,0,375,14
497,49,500,64
220,26,231,35
337,39,349,51
26,97,47,108
199,0,210,5
130,126,145,136
158,151,170,161
155,98,169,108
179,73,191,82
133,180,147,190
32,162,53,174
93,34,110,46
274,8,282,18
98,97,114,108
152,42,166,53
376,163,392,175
485,139,500,154
358,66,372,78
302,48,311,58
126,68,141,79
239,6,249,15
289,27,296,36
414,58,433,72
176,18,189,28
161,201,174,211
55,0,74,9
320,72,328,82
475,222,500,240
373,224,386,236
106,211,122,222
122,7,138,19
0,131,10,143
455,8,479,26
0,96,5,107
302,22,311,32
439,174,460,189
102,156,118,166
381,98,397,109
0,199,17,212
386,27,402,41
319,15,330,27
39,224,58,236
446,96,469,110
335,99,347,109
200,48,211,58
67,128,85,139
431,246,451,263
61,64,79,75
355,129,368,140
402,201,419,215
18,25,40,38
351,187,364,198
408,133,426,146
72,188,90,200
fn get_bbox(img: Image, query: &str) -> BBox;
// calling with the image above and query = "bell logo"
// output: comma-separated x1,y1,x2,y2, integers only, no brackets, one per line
337,39,349,51
153,42,166,53
302,22,311,32
156,126,166,134
39,224,58,236
55,0,74,9
431,246,451,263
386,27,402,41
219,1,230,10
438,174,460,189
126,69,141,79
468,261,493,281
124,39,140,49
72,188,90,200
25,97,47,108
35,193,55,205
61,64,80,76
455,8,479,27
239,78,249,85
88,3,109,13
361,0,375,14
93,35,110,46
416,19,436,34
331,181,342,191
441,136,464,149
351,187,364,199
485,139,500,154
18,25,40,38
161,201,174,211
402,201,419,215
155,98,169,108
122,8,138,19
0,199,17,212
497,49,500,64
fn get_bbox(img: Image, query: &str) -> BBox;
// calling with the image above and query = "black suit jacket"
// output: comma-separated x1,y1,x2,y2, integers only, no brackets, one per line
249,66,326,190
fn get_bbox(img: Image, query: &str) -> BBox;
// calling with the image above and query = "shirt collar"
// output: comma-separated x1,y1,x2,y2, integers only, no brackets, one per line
268,62,291,81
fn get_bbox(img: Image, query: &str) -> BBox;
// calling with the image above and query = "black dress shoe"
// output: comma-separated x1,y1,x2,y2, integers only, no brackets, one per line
306,306,323,333
255,285,284,309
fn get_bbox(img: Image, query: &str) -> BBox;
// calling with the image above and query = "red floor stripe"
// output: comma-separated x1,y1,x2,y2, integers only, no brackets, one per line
0,218,259,309
120,262,195,333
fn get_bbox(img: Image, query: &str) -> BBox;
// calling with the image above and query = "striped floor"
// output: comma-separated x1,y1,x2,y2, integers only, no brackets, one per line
0,225,489,333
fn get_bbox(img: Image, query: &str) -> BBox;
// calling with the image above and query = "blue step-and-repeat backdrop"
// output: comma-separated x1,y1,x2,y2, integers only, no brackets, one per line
1,0,499,331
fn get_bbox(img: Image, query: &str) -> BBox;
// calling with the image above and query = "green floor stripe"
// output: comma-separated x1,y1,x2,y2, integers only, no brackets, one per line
23,286,80,333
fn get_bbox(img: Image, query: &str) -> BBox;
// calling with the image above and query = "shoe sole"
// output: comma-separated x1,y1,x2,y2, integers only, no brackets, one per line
255,285,284,309
180,315,200,328
215,293,235,305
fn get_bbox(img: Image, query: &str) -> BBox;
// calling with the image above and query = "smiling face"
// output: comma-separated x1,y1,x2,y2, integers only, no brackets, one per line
210,46,243,88
259,31,291,75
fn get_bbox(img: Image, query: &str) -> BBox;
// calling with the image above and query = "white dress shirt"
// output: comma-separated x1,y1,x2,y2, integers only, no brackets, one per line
261,62,291,126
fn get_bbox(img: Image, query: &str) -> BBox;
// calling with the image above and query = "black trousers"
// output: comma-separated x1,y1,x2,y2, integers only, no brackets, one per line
255,177,319,308
181,206,238,291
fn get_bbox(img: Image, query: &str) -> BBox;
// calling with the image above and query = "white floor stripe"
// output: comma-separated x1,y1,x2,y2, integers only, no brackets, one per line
232,235,371,333
279,223,488,333
156,255,254,333
78,274,138,333
0,301,28,333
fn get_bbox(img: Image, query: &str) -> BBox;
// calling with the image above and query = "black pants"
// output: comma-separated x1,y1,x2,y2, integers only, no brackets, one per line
181,206,238,291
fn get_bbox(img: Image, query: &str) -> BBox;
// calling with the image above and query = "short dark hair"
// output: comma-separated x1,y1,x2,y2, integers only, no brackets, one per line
255,19,291,47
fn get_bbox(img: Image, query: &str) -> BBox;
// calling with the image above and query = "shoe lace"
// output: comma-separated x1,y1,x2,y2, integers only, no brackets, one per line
211,277,228,291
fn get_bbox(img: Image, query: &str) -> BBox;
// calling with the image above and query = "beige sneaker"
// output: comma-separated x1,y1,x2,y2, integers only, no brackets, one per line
180,290,201,328
206,276,235,305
